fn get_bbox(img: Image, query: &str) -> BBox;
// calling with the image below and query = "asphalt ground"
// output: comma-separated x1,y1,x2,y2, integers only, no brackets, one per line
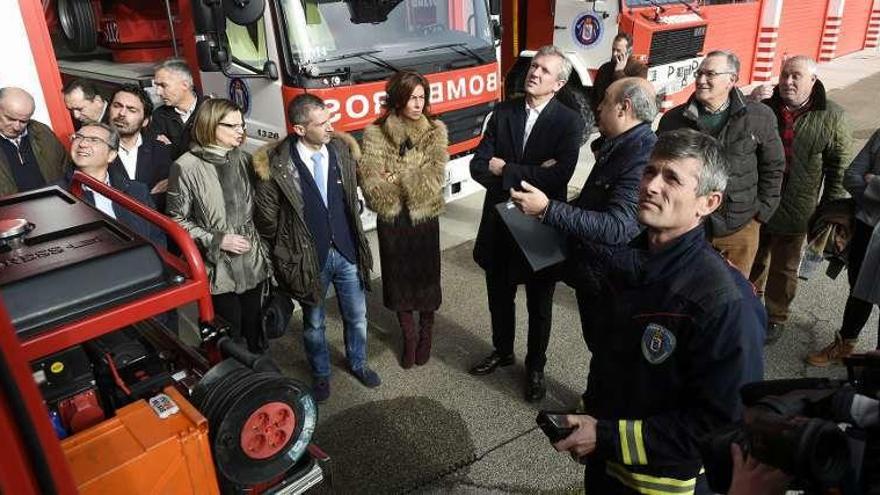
199,49,880,494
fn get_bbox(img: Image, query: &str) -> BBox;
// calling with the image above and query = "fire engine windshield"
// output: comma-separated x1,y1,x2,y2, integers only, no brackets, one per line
279,0,493,66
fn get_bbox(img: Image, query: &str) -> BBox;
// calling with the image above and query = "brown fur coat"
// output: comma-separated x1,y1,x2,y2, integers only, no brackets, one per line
358,113,448,223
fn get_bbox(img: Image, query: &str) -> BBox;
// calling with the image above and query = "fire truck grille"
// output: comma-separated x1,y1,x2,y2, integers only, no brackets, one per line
437,101,496,154
649,26,706,66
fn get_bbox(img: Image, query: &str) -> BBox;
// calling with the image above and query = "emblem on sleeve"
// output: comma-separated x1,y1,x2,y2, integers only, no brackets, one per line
641,323,676,364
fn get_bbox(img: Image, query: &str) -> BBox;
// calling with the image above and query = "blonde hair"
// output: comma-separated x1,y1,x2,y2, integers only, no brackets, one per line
191,98,242,147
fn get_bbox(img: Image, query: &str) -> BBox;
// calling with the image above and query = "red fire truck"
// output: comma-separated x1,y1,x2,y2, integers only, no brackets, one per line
496,0,880,125
23,0,501,227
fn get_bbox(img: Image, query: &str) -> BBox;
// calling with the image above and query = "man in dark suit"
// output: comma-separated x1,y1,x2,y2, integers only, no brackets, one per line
108,84,173,211
469,44,585,402
64,123,165,247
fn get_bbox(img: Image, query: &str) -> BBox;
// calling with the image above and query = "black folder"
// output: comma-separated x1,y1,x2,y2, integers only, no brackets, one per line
495,201,567,272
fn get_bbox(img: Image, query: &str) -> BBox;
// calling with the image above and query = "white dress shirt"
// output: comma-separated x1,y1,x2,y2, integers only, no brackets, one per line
523,98,551,151
84,172,116,219
174,97,198,123
296,140,329,192
117,133,143,180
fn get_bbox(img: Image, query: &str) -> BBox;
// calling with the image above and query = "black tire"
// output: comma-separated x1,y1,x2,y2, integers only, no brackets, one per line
503,56,531,101
505,57,595,144
555,82,595,145
57,0,97,53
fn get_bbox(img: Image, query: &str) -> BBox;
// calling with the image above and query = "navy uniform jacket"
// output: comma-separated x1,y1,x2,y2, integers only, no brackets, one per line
581,226,765,493
542,122,656,293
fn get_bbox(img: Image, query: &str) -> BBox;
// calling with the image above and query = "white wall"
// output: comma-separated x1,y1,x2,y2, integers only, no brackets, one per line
0,1,52,127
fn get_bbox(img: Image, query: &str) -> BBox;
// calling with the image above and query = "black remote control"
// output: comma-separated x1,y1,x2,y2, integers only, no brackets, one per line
536,410,576,442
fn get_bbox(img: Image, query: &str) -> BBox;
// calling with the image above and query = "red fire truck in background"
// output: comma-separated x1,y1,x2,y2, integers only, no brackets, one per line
24,0,501,228
496,0,880,127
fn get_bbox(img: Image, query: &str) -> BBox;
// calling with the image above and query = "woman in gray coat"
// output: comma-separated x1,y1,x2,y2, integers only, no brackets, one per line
167,98,271,352
807,129,880,366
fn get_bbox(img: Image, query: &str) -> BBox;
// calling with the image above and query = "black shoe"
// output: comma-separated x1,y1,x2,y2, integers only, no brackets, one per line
765,322,785,345
469,352,515,375
525,371,546,402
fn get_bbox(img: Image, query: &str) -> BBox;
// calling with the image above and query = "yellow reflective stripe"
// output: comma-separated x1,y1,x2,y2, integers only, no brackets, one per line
633,420,648,465
619,420,632,465
619,420,648,465
606,462,696,495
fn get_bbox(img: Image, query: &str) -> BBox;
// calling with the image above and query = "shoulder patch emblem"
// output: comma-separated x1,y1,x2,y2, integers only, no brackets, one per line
641,323,676,365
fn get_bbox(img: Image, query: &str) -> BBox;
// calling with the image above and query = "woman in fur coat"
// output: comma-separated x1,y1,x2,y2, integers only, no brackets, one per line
359,71,448,368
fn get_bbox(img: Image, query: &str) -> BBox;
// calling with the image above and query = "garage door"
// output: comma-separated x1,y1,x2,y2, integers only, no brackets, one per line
838,0,873,56
776,0,828,74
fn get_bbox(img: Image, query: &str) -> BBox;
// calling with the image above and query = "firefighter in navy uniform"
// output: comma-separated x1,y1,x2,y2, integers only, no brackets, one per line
553,129,766,495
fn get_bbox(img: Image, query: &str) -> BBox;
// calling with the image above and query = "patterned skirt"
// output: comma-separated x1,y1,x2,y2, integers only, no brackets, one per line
377,211,442,312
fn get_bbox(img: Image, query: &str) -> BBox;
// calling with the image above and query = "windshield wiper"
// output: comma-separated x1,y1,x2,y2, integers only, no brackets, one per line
409,42,486,65
643,0,667,13
675,0,701,15
312,49,399,74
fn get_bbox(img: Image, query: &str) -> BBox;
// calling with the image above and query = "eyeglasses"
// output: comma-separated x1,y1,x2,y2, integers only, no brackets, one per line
218,122,247,131
70,133,110,146
694,70,736,80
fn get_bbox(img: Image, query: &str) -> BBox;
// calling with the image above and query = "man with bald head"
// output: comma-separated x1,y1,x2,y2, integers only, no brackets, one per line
750,55,852,344
512,77,658,351
0,87,67,196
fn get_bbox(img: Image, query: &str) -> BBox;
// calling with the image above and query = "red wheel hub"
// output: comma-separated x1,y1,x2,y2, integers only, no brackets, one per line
239,402,296,459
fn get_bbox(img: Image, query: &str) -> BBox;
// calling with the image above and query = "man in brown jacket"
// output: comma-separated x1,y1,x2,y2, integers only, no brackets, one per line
252,94,378,402
0,87,67,196
590,33,648,115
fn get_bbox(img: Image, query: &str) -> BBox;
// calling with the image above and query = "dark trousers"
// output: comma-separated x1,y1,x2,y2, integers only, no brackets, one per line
212,282,266,353
485,271,555,372
575,288,595,352
841,219,879,345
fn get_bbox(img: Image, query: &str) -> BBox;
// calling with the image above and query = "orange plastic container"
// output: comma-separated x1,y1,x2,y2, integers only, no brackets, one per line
60,387,220,495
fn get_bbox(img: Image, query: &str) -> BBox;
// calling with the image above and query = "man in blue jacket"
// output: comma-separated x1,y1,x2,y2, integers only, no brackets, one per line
513,77,657,350
550,129,765,494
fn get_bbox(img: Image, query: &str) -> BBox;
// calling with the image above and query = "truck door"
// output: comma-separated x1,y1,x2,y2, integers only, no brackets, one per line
553,0,619,81
198,9,287,153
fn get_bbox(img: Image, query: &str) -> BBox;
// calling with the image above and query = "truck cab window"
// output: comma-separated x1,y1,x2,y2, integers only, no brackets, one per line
280,0,493,68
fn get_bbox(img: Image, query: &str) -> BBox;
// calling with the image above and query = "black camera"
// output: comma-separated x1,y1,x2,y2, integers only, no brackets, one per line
700,353,880,494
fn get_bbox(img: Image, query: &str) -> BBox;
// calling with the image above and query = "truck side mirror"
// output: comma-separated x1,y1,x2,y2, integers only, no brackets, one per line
491,19,502,42
489,0,501,16
223,0,265,26
263,61,279,81
593,0,609,13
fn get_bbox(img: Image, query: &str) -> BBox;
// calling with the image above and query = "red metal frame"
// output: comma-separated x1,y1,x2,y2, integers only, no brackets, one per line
0,303,78,494
19,172,215,362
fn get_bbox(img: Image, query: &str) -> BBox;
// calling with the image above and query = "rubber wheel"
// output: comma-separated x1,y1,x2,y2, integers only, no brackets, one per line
503,57,531,101
57,0,97,53
505,58,594,144
555,82,595,145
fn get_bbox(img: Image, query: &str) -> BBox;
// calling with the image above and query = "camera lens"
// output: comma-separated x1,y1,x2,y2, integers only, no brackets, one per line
800,419,850,485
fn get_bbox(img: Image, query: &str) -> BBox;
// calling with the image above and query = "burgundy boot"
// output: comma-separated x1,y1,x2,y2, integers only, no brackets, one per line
415,311,434,366
398,311,417,369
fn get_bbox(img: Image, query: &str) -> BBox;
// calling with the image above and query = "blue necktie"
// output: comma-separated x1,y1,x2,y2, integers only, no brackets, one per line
311,152,327,204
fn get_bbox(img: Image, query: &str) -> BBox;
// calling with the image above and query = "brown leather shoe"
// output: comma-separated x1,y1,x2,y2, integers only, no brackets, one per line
806,335,856,367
